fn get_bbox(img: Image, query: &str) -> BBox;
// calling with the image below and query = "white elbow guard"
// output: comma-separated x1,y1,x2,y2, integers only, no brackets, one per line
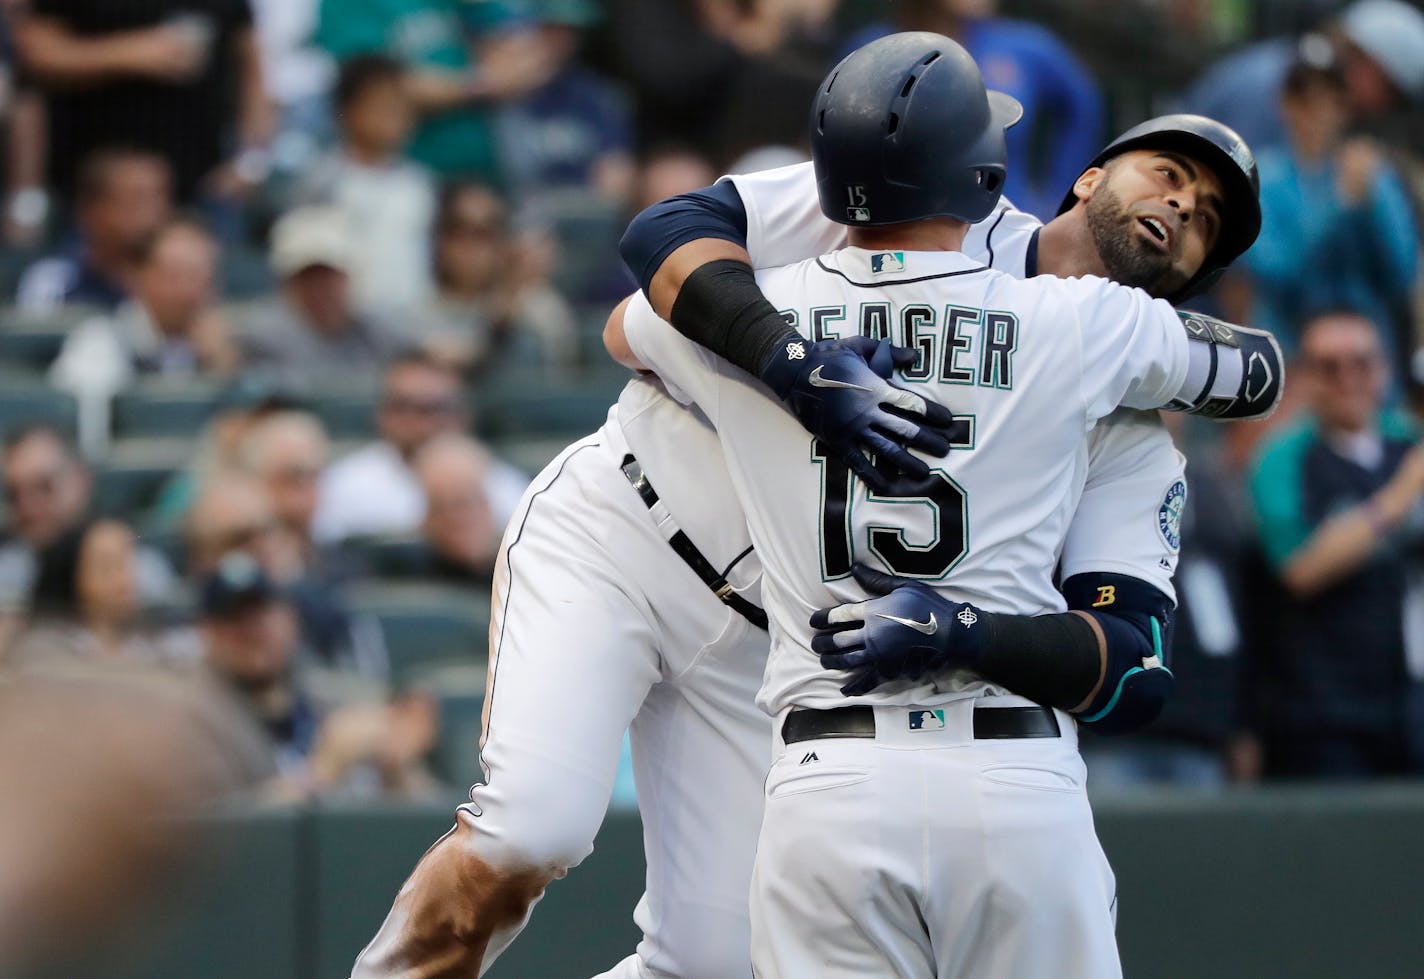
1169,311,1283,421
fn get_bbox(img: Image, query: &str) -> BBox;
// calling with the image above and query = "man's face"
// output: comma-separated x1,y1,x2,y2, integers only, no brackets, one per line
285,265,352,334
202,601,299,689
83,158,172,258
420,452,495,570
1081,149,1225,298
1299,313,1387,432
138,227,216,336
188,483,286,575
378,364,462,456
3,435,90,547
257,431,326,539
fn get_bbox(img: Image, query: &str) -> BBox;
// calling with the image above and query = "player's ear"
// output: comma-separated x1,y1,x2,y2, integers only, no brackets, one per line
1072,167,1105,207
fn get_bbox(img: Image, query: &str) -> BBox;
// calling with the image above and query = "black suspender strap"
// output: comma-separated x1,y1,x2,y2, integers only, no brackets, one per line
620,454,768,631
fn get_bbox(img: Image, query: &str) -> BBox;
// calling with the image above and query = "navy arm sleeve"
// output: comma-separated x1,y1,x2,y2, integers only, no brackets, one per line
619,181,749,294
1060,572,1176,736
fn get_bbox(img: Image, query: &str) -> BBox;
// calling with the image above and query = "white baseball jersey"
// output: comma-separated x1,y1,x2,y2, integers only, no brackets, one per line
625,246,1191,715
728,161,1186,599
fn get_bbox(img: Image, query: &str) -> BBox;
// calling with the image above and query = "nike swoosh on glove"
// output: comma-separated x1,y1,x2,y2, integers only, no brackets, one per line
809,563,990,696
758,335,959,493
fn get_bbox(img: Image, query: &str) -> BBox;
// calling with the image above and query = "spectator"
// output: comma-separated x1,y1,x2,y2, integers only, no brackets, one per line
15,148,172,313
414,184,576,374
294,54,436,314
237,410,329,560
842,0,1104,220
194,552,438,799
238,206,408,386
0,424,176,615
596,0,822,162
49,217,240,456
13,0,274,212
1239,40,1418,361
1249,310,1424,778
185,474,387,681
1180,0,1424,155
5,517,199,672
314,0,557,183
313,351,527,544
632,144,718,212
148,375,304,528
498,0,635,209
412,433,501,583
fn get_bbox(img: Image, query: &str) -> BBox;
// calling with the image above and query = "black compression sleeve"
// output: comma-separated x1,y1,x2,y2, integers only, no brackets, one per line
974,610,1102,711
669,258,802,381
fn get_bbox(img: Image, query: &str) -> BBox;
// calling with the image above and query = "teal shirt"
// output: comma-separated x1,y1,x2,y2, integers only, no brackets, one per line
316,0,518,178
1250,412,1419,568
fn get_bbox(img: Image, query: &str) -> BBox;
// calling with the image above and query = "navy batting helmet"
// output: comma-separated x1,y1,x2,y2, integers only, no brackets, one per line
812,32,1023,227
1057,114,1261,301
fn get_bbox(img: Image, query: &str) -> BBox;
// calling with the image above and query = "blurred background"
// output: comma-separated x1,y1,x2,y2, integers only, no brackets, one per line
0,0,1423,976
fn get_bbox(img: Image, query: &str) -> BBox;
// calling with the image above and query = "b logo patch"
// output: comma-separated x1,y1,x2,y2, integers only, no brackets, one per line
1092,585,1116,608
1157,479,1186,551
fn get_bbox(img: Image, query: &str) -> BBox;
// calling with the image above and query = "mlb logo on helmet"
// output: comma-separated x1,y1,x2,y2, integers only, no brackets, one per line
908,709,946,731
871,251,906,274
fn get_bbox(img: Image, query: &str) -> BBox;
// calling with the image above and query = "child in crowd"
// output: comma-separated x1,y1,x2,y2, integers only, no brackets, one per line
293,54,436,315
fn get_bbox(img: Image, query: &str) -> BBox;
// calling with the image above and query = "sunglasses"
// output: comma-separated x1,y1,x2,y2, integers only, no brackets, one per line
3,468,64,505
383,396,458,416
1302,354,1380,378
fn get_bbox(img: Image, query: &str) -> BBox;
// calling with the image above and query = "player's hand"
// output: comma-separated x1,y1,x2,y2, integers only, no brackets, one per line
810,563,990,696
760,335,958,493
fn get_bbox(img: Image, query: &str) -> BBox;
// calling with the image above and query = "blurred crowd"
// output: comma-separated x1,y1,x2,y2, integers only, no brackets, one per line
0,0,1422,843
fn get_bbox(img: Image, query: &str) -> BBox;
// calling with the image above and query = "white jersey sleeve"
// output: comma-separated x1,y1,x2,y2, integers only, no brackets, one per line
1059,409,1185,602
1057,276,1192,422
623,291,727,423
723,163,845,269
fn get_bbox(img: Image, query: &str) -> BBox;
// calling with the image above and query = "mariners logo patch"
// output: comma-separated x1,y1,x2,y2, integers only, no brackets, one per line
909,709,946,731
1157,479,1186,551
871,251,905,274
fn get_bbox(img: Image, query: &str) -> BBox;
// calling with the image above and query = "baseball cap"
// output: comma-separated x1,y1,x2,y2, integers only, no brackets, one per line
269,206,354,278
1341,0,1424,97
200,553,285,619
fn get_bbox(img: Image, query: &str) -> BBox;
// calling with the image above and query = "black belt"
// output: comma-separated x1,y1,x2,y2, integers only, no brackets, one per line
620,454,768,631
782,704,1061,744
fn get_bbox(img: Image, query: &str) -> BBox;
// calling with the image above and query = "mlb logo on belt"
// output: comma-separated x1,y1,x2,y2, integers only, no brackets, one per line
908,709,945,731
871,251,906,274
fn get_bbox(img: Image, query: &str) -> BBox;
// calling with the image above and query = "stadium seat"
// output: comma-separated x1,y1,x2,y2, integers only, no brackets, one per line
0,377,77,434
339,534,435,578
476,371,623,441
111,379,224,438
0,328,67,371
95,435,192,512
307,388,380,440
350,581,491,685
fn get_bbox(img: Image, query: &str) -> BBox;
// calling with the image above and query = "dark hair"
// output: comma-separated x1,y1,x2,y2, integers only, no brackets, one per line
335,53,407,111
1283,34,1348,96
386,346,463,382
28,517,101,620
136,212,215,266
75,147,170,206
435,180,507,236
3,422,80,465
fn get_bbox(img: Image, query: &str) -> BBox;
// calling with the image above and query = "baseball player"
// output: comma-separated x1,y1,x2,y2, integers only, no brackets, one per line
608,32,1254,977
351,54,1277,979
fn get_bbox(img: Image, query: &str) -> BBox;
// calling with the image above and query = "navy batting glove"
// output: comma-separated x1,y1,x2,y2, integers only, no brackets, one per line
810,563,991,697
758,335,957,493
